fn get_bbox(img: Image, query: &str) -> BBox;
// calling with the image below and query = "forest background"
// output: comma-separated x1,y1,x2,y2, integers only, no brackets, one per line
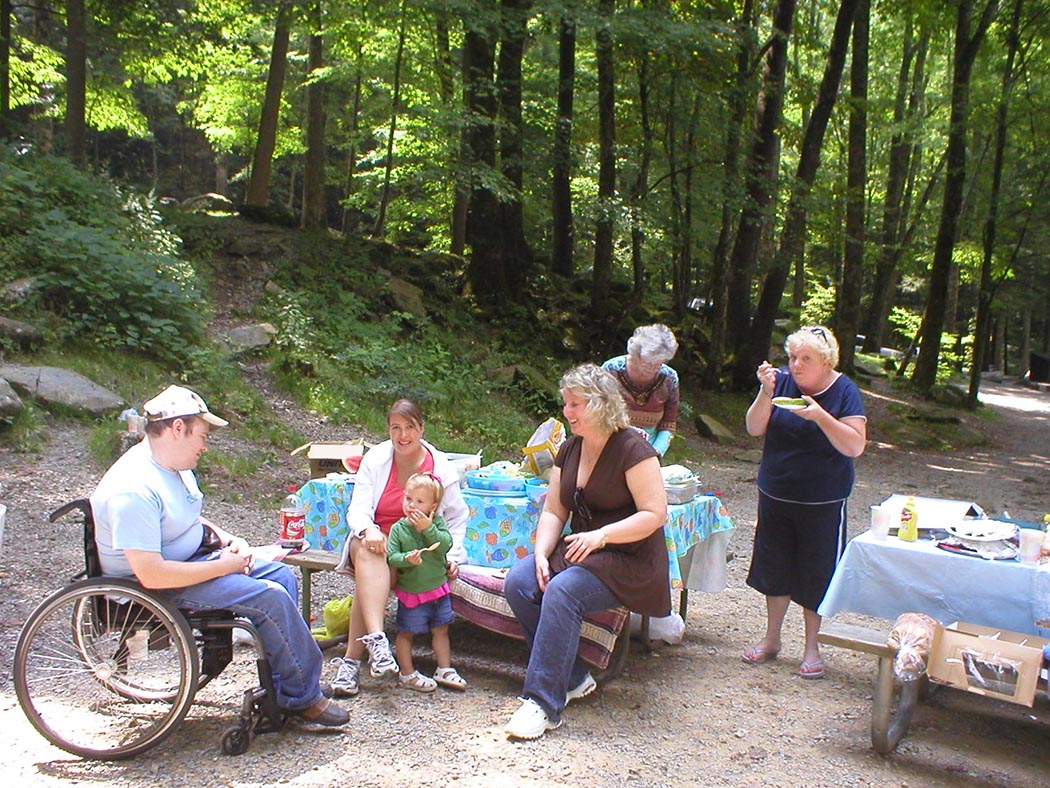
1,0,1049,460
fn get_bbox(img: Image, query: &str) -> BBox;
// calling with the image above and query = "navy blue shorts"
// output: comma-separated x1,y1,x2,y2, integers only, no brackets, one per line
396,594,454,635
745,491,847,611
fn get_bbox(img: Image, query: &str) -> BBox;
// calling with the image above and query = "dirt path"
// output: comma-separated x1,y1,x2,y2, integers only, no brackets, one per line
0,373,1048,787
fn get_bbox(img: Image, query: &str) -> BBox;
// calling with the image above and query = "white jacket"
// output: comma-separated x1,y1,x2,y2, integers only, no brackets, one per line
337,439,468,570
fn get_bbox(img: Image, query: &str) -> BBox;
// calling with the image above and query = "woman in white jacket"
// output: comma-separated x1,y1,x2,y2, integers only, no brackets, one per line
330,399,468,696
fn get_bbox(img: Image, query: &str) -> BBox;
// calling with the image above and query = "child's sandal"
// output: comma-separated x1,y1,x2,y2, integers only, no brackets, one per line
434,666,467,690
398,671,437,692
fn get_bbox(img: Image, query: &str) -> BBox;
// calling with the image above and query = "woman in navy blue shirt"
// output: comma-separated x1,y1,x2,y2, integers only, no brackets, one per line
742,326,867,679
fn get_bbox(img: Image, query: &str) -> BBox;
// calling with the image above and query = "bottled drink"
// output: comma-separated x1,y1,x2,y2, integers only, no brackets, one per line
898,496,919,542
279,485,305,543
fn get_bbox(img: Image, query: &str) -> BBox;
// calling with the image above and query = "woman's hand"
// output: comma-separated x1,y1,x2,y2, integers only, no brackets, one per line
362,526,387,556
756,360,778,397
445,559,460,581
534,552,552,592
563,528,605,564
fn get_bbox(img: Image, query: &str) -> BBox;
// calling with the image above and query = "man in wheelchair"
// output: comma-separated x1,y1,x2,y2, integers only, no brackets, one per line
89,384,349,730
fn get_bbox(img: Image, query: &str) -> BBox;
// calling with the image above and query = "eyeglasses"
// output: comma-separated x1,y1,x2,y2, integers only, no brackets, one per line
807,327,829,344
573,487,592,526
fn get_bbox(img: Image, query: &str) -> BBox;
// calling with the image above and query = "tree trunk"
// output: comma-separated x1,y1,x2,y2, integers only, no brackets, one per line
724,0,796,380
433,10,467,255
495,0,532,292
373,0,408,237
591,0,616,321
705,0,757,388
341,49,364,234
1,0,11,139
913,0,998,390
463,3,501,301
65,0,86,168
244,2,292,207
629,30,652,300
735,0,860,390
836,0,869,375
551,11,576,277
302,4,327,230
865,19,928,352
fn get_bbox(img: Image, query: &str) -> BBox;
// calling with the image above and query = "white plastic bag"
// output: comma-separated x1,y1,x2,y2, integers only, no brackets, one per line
629,612,685,645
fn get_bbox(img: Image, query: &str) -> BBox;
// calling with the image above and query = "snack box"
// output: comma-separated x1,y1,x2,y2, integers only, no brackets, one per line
928,621,1050,707
291,441,367,479
465,469,526,494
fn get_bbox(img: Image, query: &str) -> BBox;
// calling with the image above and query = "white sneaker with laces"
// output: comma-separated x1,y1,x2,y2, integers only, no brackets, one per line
565,673,596,704
358,631,398,677
505,698,561,740
330,657,360,697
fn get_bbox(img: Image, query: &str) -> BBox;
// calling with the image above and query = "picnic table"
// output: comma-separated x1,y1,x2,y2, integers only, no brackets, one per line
817,524,1050,753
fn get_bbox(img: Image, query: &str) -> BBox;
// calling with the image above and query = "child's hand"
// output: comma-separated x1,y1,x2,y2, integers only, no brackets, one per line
406,549,423,566
406,508,434,532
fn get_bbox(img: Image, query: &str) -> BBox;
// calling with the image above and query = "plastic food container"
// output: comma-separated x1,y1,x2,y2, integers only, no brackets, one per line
524,477,549,504
465,469,526,494
664,478,697,505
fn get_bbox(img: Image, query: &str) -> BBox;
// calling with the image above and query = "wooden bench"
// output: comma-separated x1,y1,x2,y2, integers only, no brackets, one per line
281,548,639,681
818,621,925,754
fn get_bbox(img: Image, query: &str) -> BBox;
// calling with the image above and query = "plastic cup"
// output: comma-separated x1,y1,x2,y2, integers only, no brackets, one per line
869,505,892,540
1019,528,1042,565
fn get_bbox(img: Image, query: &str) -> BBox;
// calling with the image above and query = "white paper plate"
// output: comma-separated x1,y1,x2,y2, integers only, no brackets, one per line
772,397,806,411
945,521,1017,542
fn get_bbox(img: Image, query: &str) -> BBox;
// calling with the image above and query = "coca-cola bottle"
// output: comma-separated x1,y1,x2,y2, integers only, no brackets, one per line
279,485,306,544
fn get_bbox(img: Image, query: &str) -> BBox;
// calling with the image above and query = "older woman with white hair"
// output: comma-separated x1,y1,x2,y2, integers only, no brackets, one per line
503,363,669,740
602,324,680,456
742,325,866,680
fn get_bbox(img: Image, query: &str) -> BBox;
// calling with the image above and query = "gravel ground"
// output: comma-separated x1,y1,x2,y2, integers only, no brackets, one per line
1,371,1048,788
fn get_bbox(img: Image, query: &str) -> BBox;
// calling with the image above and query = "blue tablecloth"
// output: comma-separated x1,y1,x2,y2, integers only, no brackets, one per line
461,490,735,591
818,530,1050,636
297,475,354,552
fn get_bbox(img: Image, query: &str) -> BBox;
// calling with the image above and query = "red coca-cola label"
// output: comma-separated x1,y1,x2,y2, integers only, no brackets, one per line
280,511,305,541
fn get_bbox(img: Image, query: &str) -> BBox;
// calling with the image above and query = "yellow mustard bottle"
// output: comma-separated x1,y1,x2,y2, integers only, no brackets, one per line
898,496,919,542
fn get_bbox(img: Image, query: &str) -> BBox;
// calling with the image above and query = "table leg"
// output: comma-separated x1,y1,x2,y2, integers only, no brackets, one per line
870,654,922,754
679,589,689,620
300,568,313,623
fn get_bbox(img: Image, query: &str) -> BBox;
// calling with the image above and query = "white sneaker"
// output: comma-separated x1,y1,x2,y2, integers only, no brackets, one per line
565,673,596,704
358,631,398,677
505,698,561,740
330,657,360,697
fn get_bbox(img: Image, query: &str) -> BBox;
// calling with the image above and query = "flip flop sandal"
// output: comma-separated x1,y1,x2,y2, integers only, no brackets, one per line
798,659,825,679
434,666,467,690
741,645,780,665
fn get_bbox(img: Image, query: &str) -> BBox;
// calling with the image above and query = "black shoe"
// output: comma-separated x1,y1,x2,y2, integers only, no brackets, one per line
296,699,349,729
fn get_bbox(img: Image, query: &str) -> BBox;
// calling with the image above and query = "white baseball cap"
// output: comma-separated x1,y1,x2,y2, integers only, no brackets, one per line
143,385,229,427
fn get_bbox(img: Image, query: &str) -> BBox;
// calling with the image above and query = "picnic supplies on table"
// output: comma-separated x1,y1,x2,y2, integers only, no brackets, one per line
887,612,938,681
522,418,565,478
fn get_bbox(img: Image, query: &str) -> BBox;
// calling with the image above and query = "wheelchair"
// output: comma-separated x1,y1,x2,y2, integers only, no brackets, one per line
13,500,286,759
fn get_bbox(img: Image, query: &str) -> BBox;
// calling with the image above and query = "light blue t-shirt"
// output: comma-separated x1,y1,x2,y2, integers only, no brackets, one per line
90,440,206,577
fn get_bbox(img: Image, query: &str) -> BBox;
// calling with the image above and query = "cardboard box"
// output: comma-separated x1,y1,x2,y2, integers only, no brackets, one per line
879,495,984,528
291,441,366,479
929,622,1050,707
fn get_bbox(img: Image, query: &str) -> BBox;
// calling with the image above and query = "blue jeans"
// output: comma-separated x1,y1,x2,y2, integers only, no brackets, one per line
163,558,323,713
504,555,621,722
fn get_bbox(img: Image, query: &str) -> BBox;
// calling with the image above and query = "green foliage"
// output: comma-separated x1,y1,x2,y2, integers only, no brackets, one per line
0,147,203,357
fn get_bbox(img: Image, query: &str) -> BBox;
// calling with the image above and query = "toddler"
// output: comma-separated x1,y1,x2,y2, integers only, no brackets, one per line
386,472,466,691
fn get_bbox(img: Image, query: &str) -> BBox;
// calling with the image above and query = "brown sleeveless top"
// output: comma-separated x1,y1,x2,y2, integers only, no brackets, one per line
547,429,670,617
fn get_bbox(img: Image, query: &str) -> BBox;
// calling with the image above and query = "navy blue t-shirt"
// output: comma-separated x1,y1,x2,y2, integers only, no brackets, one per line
756,370,866,503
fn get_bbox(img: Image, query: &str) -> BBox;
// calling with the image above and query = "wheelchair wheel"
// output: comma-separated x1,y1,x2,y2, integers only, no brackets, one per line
14,578,199,759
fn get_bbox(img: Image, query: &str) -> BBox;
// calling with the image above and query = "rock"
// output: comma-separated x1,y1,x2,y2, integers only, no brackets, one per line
181,192,235,212
694,414,736,443
0,365,124,415
2,276,41,304
0,316,43,347
385,276,427,318
225,323,276,352
0,377,23,417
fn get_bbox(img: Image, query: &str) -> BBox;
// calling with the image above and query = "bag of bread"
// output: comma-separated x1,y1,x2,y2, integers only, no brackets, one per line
887,612,938,681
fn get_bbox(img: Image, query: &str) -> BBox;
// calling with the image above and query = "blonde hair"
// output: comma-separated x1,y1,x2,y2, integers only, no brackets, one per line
405,472,445,508
785,325,840,368
626,324,678,364
560,363,630,433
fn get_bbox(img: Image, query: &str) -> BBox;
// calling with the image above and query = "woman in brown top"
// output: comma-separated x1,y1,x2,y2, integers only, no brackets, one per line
503,363,669,740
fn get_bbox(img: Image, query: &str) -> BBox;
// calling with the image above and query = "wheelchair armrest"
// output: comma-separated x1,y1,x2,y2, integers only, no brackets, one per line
50,498,92,523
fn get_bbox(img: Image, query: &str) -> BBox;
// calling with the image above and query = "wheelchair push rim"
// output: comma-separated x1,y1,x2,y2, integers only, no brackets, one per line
14,577,200,760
